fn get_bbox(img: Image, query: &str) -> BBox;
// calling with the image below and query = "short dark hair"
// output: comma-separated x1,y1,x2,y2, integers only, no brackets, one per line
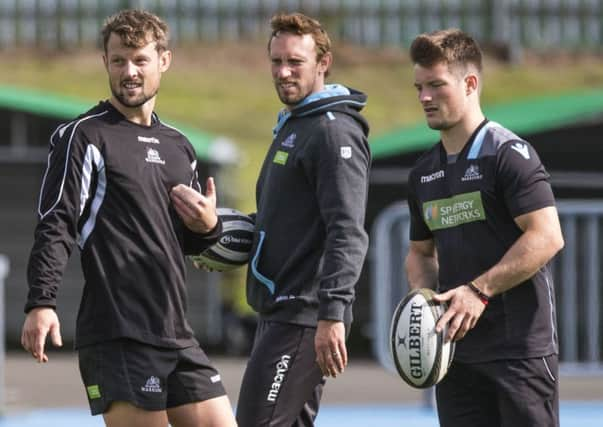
101,9,169,53
410,28,482,75
268,12,332,76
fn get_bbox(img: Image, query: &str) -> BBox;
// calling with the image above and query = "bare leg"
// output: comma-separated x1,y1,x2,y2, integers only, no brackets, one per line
168,395,237,427
103,401,169,427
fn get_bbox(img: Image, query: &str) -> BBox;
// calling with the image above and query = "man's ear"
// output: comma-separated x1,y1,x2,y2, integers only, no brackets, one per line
318,52,332,76
465,73,479,96
159,50,172,72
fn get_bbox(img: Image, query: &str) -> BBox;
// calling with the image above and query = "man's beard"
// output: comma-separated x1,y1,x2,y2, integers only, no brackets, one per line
111,81,158,108
275,84,303,106
274,77,316,107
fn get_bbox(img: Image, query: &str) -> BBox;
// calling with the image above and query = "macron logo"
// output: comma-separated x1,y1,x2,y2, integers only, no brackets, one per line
267,354,291,402
420,170,445,184
510,142,530,159
138,136,160,144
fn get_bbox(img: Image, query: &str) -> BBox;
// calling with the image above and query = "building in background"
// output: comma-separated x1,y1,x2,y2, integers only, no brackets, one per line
0,0,602,62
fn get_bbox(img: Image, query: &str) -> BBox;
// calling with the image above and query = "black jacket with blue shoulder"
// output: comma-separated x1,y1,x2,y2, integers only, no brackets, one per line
246,84,371,327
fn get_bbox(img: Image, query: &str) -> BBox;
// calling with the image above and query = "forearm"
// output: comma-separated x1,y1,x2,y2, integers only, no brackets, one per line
405,246,438,290
476,227,563,297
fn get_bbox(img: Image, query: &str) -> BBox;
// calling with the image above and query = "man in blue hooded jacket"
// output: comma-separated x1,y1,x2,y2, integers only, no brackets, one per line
236,12,371,427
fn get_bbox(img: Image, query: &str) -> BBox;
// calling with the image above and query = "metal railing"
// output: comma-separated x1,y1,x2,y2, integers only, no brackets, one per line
0,255,9,415
0,0,602,58
370,200,603,375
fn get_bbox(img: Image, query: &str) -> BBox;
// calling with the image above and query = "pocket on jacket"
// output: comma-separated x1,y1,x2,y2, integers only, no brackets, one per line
250,230,276,295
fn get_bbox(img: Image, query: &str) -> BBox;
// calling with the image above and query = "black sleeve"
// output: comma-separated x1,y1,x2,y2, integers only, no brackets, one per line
182,217,222,255
25,122,85,312
497,140,556,218
305,116,370,321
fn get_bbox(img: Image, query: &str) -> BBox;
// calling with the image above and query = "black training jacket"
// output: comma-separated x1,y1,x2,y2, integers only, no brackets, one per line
246,85,371,327
25,101,219,349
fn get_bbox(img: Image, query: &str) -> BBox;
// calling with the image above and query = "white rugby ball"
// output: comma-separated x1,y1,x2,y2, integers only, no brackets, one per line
189,207,254,272
390,288,455,388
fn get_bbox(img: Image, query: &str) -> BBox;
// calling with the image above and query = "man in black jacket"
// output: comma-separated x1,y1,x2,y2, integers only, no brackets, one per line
20,9,236,427
236,12,371,427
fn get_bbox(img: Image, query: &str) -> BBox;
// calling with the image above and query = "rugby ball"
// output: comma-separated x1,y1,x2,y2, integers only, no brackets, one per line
189,208,254,272
390,288,455,388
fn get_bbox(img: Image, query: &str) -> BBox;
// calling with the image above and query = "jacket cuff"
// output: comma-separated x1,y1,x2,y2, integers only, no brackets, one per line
318,299,347,322
202,216,222,240
24,285,58,313
24,304,57,314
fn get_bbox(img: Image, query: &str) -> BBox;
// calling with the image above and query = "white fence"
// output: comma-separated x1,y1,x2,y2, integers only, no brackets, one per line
0,255,9,415
0,0,602,59
370,200,603,375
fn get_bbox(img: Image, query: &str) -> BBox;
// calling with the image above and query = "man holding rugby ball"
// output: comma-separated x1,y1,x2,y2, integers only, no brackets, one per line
405,28,564,427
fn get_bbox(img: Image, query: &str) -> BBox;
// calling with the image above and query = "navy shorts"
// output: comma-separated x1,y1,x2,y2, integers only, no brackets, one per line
78,339,227,415
436,354,559,427
236,320,325,427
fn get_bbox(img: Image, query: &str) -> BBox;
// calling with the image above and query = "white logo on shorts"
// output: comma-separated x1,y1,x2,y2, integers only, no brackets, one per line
210,374,221,383
141,376,162,393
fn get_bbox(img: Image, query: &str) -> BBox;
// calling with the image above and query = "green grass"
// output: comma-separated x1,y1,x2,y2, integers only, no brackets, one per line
3,44,603,213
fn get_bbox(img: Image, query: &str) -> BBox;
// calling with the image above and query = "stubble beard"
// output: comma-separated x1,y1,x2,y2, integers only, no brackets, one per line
274,74,318,107
111,80,158,109
275,82,303,107
425,112,455,131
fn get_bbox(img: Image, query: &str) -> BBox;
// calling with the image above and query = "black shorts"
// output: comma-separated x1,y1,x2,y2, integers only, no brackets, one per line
236,320,325,427
436,354,559,427
78,339,227,415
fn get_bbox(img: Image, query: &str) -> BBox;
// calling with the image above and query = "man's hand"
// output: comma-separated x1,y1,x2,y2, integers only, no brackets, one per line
170,177,218,233
433,285,487,342
315,320,347,378
191,259,215,272
21,307,63,363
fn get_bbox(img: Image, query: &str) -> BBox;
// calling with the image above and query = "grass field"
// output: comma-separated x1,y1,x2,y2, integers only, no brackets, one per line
2,44,603,213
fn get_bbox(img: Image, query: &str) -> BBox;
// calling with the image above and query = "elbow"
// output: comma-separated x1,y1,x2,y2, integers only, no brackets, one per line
555,234,565,253
551,230,565,255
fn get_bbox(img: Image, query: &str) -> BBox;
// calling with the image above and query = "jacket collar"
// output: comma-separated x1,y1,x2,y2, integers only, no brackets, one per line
272,84,352,139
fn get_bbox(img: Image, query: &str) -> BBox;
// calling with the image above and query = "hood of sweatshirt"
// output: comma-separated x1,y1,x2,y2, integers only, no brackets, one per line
272,84,369,139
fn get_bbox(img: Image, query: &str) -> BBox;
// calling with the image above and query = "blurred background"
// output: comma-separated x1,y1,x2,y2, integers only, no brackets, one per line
0,0,602,422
